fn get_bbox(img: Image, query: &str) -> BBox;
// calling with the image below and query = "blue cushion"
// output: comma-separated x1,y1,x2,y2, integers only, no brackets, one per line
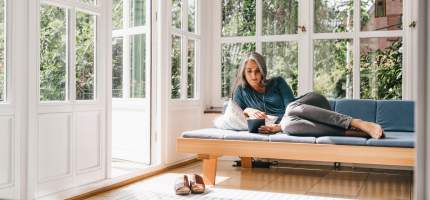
335,99,377,122
181,128,234,139
376,100,414,132
269,134,316,144
223,131,270,141
366,131,415,148
316,136,367,145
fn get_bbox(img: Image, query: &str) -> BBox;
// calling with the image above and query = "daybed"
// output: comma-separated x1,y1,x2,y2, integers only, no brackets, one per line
176,99,416,185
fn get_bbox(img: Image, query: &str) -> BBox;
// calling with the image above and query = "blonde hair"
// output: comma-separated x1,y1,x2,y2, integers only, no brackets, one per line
232,52,267,96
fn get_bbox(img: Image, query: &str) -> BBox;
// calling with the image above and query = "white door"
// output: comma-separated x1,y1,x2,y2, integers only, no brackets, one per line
0,0,24,199
111,0,151,165
28,0,109,198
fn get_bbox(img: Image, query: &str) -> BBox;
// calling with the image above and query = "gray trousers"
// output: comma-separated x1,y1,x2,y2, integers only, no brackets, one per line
280,92,352,136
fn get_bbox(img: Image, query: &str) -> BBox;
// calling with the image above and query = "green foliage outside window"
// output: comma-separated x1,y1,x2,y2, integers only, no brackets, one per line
360,39,402,99
40,5,67,101
222,0,256,36
221,0,402,100
76,12,95,100
171,35,181,99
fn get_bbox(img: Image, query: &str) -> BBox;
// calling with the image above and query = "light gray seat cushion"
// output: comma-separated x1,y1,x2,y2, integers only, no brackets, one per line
316,136,367,145
366,131,415,148
181,128,235,139
223,131,269,141
269,134,316,143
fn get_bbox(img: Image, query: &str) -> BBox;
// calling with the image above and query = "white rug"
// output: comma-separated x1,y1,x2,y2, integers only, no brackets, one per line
89,187,354,200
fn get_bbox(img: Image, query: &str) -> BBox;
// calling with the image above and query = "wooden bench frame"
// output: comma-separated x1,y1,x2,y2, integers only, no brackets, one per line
176,137,415,185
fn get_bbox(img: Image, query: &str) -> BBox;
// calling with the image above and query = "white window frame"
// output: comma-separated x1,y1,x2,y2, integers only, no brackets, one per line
169,0,201,101
0,0,9,105
112,0,151,102
214,0,413,106
38,0,100,105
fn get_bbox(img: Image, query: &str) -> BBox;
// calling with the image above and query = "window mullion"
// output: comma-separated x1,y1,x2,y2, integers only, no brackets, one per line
123,0,130,98
352,0,360,99
256,0,262,53
69,8,76,102
298,0,312,95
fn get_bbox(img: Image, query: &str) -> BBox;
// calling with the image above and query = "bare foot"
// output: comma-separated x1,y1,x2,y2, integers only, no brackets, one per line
351,119,384,139
344,129,370,138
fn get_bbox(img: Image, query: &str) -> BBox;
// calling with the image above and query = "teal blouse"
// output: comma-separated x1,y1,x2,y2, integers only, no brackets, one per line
233,77,296,121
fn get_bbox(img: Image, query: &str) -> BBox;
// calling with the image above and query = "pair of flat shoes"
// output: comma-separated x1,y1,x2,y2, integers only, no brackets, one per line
175,174,205,195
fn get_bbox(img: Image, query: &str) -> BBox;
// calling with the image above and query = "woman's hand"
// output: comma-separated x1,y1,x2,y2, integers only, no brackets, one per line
258,124,282,134
244,108,267,119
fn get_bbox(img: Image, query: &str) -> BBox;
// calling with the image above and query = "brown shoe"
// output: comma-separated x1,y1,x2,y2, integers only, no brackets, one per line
190,174,205,194
175,175,190,195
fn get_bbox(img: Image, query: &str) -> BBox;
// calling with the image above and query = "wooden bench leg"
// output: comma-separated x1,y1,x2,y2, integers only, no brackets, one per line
240,157,252,168
198,154,218,185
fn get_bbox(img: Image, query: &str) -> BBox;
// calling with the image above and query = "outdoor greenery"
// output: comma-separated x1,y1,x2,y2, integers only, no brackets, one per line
0,0,5,101
40,4,96,101
112,37,123,98
221,0,402,100
76,12,95,100
112,0,146,99
40,5,67,101
171,35,181,98
187,40,196,98
171,0,198,99
360,39,402,99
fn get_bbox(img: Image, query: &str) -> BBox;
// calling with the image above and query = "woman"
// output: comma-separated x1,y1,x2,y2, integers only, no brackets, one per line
233,52,384,139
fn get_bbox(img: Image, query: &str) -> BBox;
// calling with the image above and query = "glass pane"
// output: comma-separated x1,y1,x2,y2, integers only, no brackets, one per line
131,0,145,27
221,43,256,98
80,0,95,5
222,0,256,37
262,0,298,35
314,39,353,99
360,37,402,99
130,34,146,98
262,42,298,96
188,0,196,32
314,0,353,33
0,0,5,102
172,0,181,29
113,0,123,30
361,0,403,31
112,37,123,98
171,35,181,99
40,5,67,101
187,40,195,98
76,12,96,100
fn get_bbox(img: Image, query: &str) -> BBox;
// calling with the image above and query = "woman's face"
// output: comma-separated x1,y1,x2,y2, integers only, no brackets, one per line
244,60,262,88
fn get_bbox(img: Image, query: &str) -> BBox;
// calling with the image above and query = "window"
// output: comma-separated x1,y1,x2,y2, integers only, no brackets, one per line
220,0,299,98
170,0,200,99
375,0,386,18
219,0,406,100
112,0,149,99
39,3,97,102
0,0,6,102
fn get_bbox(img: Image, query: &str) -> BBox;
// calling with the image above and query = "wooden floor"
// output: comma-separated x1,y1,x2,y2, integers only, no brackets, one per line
86,160,413,200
